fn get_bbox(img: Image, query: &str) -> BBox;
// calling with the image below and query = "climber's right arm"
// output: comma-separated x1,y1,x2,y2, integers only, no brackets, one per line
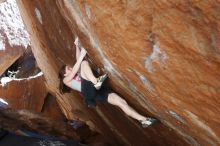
74,37,81,61
76,45,80,61
63,49,87,83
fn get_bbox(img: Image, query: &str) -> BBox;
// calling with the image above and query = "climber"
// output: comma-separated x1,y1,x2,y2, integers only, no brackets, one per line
58,38,158,128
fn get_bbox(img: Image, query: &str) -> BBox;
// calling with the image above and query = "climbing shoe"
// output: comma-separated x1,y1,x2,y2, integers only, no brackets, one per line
141,117,159,128
94,74,108,90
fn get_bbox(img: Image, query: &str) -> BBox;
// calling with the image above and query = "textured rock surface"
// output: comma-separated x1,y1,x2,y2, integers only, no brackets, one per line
41,94,66,121
15,49,41,78
0,108,110,145
0,108,83,140
1,45,46,112
16,0,220,146
0,0,30,76
0,47,23,76
0,75,46,112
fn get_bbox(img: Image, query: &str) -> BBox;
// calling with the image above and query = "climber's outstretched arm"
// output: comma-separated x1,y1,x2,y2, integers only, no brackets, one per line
75,43,80,61
74,37,81,61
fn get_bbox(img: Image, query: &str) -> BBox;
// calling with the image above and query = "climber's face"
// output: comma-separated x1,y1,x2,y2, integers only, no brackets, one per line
64,65,72,76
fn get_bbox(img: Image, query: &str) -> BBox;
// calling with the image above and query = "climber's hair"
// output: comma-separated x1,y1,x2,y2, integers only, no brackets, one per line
58,65,71,94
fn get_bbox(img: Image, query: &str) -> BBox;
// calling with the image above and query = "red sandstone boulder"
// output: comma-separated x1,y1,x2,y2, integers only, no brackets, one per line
15,0,220,146
0,73,46,112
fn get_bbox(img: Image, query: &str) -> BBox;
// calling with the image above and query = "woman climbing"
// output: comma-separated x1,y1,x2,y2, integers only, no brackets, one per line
58,38,158,128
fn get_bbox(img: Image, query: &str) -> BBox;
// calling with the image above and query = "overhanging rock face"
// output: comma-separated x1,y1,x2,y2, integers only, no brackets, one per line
17,0,220,146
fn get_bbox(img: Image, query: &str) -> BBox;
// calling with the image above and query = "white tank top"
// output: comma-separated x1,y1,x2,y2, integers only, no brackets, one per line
70,75,81,92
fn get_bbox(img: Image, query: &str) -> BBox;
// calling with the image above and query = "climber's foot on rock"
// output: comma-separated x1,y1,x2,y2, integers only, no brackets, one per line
94,73,108,90
140,117,159,128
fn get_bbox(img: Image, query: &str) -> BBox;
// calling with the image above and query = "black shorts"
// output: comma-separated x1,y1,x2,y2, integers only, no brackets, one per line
81,77,112,107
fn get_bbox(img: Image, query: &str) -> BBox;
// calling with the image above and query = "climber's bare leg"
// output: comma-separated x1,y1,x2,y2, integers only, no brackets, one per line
107,93,146,121
80,60,97,84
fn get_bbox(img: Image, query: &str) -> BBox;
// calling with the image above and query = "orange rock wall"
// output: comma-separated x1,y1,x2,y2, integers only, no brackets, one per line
0,47,24,76
17,0,220,146
58,1,220,145
0,76,47,112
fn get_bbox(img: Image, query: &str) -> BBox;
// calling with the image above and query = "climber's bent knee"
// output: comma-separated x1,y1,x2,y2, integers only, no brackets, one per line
81,60,89,67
